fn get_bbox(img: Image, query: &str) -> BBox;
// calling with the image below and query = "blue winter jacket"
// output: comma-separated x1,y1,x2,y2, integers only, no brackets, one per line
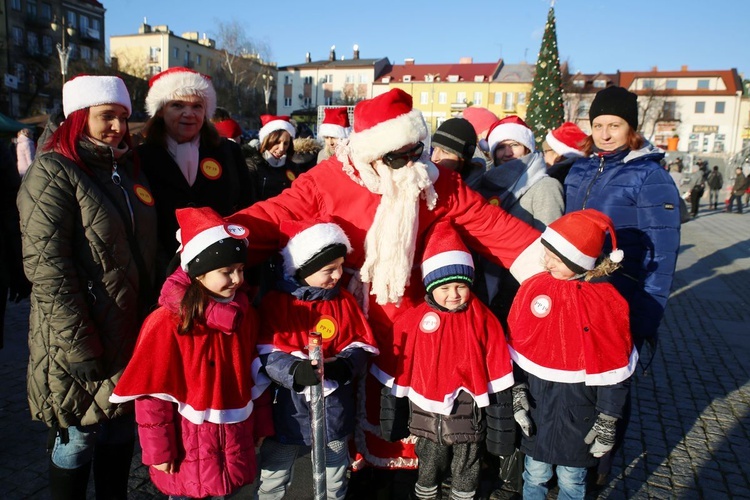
564,144,680,345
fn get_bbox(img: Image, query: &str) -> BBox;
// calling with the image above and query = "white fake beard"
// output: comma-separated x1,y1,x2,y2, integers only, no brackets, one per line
263,150,287,168
360,159,437,305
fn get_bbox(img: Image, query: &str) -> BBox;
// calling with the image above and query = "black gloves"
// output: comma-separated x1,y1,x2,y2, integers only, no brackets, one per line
292,360,321,387
70,358,104,382
324,357,352,384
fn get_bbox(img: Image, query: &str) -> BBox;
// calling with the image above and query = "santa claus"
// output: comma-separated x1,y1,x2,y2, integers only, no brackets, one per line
229,88,543,474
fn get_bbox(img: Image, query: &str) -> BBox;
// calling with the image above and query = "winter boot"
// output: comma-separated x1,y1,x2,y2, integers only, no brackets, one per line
49,459,91,500
93,440,136,500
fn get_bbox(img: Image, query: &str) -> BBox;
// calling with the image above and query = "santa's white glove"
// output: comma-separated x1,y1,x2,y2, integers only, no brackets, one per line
512,384,534,437
584,413,618,457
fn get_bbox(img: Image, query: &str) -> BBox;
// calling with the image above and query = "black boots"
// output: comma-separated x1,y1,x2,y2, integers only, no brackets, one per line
93,440,135,500
49,460,90,500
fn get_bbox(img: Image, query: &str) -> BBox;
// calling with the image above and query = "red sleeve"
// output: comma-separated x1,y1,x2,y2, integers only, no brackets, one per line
252,390,274,441
135,397,178,466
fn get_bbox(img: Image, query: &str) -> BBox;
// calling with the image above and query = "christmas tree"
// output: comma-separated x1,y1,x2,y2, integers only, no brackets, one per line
525,3,565,148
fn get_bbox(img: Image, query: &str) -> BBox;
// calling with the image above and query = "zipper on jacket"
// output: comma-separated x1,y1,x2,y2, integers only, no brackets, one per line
437,414,444,446
109,149,136,233
582,154,606,209
87,281,96,304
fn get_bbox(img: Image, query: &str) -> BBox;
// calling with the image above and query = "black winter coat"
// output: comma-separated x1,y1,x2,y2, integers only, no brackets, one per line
244,147,301,201
408,391,486,446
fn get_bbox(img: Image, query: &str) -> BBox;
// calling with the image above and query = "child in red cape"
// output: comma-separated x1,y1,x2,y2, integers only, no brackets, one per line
373,220,515,500
507,209,638,499
255,220,379,499
110,207,272,498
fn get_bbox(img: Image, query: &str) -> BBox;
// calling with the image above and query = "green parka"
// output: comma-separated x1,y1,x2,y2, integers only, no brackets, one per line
17,139,157,428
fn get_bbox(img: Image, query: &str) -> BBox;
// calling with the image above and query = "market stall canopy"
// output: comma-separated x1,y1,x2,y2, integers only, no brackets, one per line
0,112,32,134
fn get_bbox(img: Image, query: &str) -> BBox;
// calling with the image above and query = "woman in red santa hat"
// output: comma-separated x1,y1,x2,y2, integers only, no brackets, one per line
245,114,302,200
376,220,515,500
227,88,544,489
317,107,351,164
138,67,255,289
542,121,588,184
110,207,273,499
506,209,638,500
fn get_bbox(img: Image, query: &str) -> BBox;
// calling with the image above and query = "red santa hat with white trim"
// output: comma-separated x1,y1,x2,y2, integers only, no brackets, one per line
421,220,475,293
545,122,587,158
541,209,624,275
280,219,352,280
347,88,428,168
175,207,249,278
318,107,351,139
486,115,536,157
63,75,132,118
145,67,217,119
259,114,297,144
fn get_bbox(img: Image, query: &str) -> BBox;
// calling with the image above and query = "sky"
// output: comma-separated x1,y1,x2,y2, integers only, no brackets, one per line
105,0,748,79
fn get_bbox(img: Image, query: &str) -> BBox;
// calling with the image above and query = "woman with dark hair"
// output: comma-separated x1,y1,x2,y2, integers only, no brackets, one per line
564,85,681,488
137,67,255,286
244,114,301,200
17,75,157,498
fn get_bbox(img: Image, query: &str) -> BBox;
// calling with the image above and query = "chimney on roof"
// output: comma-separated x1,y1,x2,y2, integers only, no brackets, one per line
405,58,415,65
459,57,473,64
681,65,688,71
651,66,658,72
353,44,360,60
329,45,336,61
306,52,311,63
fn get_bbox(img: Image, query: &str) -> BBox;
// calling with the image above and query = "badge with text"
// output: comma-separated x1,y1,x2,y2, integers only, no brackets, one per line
200,158,222,180
488,196,500,207
315,315,338,342
286,170,297,182
419,311,441,334
133,184,154,206
224,223,249,239
530,294,552,318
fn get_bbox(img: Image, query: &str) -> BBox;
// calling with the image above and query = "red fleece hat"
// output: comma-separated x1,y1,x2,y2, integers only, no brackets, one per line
462,106,498,137
176,207,249,276
259,114,296,143
318,107,350,139
214,118,242,139
545,122,587,158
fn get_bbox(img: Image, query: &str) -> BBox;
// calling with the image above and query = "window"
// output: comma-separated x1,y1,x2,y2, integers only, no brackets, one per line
438,92,447,104
184,51,190,66
403,75,412,83
92,48,99,61
577,102,589,116
90,18,100,38
303,76,313,85
494,92,503,105
345,74,353,84
303,97,311,106
148,66,162,76
207,58,212,69
79,15,88,32
420,92,429,105
642,79,654,89
66,10,77,29
517,92,526,106
425,74,434,83
456,91,466,104
572,80,585,88
41,3,52,20
715,101,725,114
284,97,292,107
173,47,179,59
473,92,483,106
42,35,53,55
662,101,676,120
11,27,23,46
358,74,367,84
695,101,705,113
504,92,514,110
27,0,37,16
697,79,709,90
196,54,201,66
15,63,26,83
149,46,160,61
80,46,91,60
27,33,39,54
325,74,333,83
324,96,332,105
666,79,678,90
593,79,606,88
11,0,20,11
284,75,290,85
68,43,77,59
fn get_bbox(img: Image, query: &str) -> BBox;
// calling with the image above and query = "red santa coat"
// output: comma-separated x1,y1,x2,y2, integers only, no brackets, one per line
507,272,638,386
372,297,514,415
111,306,272,496
229,157,541,468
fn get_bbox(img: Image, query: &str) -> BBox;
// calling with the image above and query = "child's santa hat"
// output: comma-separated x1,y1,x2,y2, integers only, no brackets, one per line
175,207,249,278
145,67,217,119
541,209,624,275
63,75,132,118
280,220,352,280
259,114,297,144
421,220,474,293
486,115,536,157
214,118,243,140
544,122,587,158
347,88,428,167
318,107,350,139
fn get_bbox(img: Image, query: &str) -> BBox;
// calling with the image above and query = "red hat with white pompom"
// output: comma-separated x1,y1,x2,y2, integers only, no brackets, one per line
541,209,623,275
145,67,216,119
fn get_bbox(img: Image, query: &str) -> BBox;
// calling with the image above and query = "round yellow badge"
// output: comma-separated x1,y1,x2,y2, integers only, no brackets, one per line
488,196,500,207
315,315,338,341
133,184,154,206
200,158,222,180
286,170,296,182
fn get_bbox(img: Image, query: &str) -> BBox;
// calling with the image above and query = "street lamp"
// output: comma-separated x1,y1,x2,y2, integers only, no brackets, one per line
262,74,274,113
50,15,76,85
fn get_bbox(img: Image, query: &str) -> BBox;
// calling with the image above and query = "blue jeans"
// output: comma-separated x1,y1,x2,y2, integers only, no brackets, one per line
50,414,135,469
522,455,587,500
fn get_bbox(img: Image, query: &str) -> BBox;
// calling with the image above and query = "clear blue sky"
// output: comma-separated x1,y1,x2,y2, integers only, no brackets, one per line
105,0,748,79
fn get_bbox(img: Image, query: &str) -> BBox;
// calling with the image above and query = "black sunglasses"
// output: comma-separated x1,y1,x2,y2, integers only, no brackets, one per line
382,142,425,169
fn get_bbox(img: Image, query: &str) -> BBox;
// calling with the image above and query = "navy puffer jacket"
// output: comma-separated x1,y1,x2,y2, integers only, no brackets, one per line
564,143,680,345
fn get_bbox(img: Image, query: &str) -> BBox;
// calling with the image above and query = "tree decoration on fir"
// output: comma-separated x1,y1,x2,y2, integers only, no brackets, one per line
525,3,565,149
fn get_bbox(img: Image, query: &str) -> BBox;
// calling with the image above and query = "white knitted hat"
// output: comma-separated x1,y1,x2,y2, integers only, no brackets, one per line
63,75,132,118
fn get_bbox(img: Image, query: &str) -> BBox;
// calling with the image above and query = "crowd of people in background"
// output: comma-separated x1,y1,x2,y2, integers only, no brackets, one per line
5,65,750,499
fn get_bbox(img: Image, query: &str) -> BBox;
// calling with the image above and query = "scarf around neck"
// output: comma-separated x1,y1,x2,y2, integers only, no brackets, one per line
482,151,548,211
167,134,201,186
